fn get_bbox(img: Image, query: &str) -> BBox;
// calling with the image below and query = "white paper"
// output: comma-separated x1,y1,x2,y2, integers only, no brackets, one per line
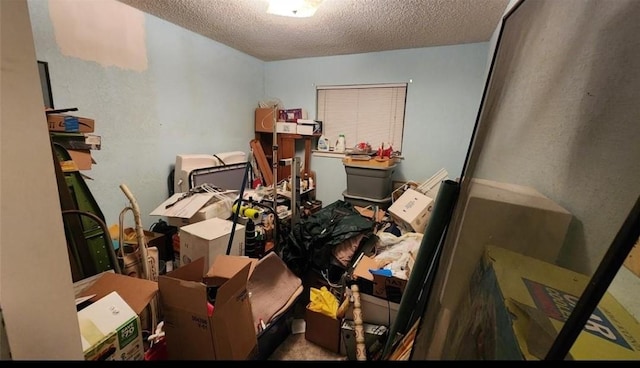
149,192,216,218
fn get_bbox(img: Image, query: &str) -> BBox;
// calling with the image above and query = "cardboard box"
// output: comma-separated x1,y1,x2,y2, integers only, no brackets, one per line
276,122,297,134
47,113,95,133
278,108,306,122
443,246,640,360
75,272,158,361
121,228,166,251
296,120,322,135
67,149,94,171
178,217,245,270
77,292,143,361
388,188,435,233
159,256,257,360
77,272,159,319
255,108,277,133
304,304,341,353
352,255,407,304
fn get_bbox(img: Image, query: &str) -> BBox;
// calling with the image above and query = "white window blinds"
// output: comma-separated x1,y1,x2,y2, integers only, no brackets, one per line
316,84,407,151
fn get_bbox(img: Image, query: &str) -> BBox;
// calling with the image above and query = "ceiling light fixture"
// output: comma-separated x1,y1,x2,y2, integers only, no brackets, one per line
267,0,323,18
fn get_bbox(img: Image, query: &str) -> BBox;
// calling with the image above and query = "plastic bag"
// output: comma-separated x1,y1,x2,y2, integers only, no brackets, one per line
308,286,339,319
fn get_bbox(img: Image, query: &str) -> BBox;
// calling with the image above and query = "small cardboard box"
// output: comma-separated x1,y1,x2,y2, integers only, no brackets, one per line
276,122,297,134
278,108,306,122
296,120,322,135
352,254,408,304
304,304,341,353
121,228,166,250
178,217,245,268
444,246,640,360
159,256,257,360
47,113,95,133
388,188,434,233
75,273,158,361
255,108,278,133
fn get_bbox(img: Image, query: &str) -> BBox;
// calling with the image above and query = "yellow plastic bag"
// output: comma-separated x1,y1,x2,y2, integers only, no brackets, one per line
308,286,339,319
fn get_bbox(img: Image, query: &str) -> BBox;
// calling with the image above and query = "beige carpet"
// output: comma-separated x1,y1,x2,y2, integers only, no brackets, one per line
268,332,347,361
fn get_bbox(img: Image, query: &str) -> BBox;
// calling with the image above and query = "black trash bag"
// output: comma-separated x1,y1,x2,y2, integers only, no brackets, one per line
277,200,374,277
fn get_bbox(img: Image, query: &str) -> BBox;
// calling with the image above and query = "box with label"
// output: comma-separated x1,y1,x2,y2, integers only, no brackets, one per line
255,108,278,133
178,217,245,268
75,272,159,342
159,256,257,360
276,122,297,134
77,291,144,361
388,188,434,233
278,108,306,122
47,113,95,133
443,246,640,360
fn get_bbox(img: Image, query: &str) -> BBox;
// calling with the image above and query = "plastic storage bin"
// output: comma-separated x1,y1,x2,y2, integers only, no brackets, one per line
342,191,393,210
344,163,396,199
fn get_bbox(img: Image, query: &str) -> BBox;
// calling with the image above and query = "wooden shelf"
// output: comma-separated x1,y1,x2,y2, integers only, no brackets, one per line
254,131,318,183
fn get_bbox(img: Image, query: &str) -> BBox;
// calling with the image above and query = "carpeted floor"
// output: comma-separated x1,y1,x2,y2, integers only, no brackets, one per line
267,297,347,361
268,331,346,361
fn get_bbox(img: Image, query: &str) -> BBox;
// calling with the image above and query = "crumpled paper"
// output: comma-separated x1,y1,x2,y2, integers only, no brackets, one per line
308,286,339,319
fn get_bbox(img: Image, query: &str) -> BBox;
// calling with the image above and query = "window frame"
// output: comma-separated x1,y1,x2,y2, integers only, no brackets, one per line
315,83,408,153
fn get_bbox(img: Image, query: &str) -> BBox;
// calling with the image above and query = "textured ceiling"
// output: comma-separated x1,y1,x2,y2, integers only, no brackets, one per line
118,0,510,61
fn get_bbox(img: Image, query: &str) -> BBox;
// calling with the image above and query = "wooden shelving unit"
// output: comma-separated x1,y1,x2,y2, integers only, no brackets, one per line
254,130,321,183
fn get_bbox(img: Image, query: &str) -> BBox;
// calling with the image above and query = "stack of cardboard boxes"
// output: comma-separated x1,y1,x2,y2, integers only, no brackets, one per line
48,112,99,171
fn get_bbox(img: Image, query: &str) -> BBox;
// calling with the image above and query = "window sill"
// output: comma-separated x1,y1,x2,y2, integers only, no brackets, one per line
311,150,347,159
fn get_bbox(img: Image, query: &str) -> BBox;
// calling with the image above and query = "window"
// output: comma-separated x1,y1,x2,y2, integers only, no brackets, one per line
316,83,407,152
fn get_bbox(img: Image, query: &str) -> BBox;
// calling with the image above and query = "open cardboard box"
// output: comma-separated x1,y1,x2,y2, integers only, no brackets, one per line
158,255,257,360
353,254,408,304
75,272,159,360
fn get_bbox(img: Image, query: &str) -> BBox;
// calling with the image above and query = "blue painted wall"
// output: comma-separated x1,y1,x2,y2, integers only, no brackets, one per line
28,0,264,228
264,44,489,204
28,0,488,227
